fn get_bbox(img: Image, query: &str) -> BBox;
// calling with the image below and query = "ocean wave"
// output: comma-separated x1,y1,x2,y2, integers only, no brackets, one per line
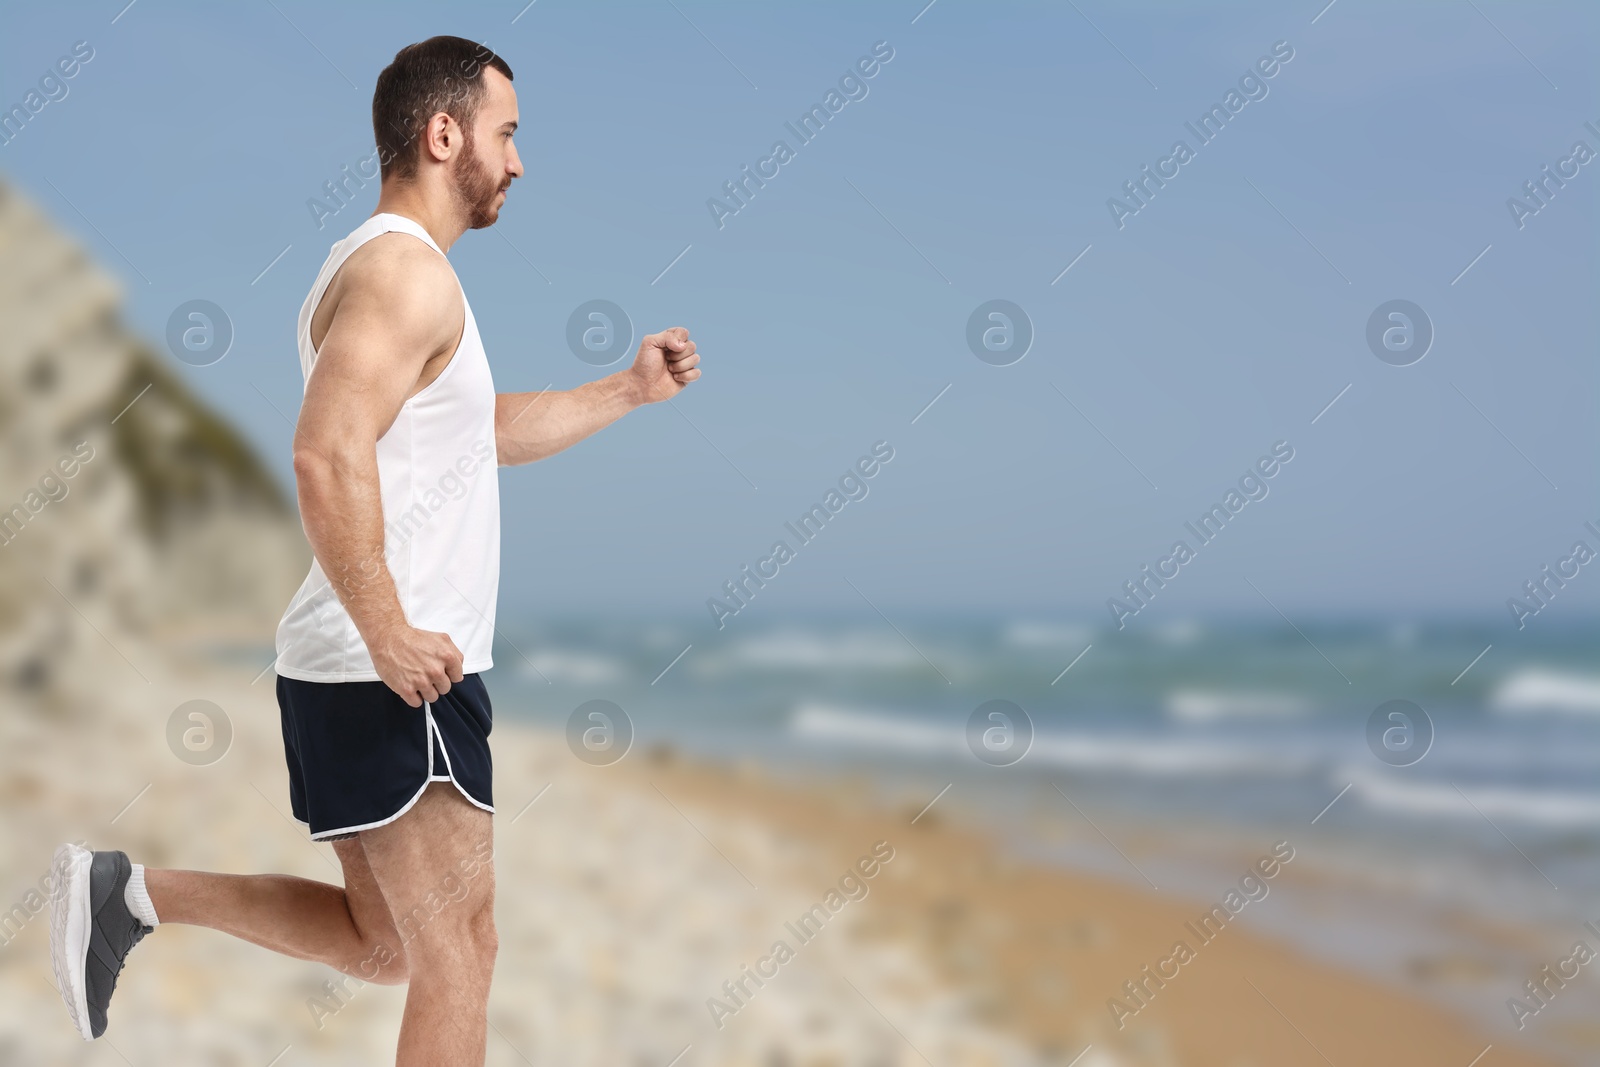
790,704,957,753
1151,620,1204,645
1343,767,1600,827
1489,669,1600,716
1165,689,1311,723
732,632,923,669
790,704,1310,775
1002,622,1095,648
519,647,626,684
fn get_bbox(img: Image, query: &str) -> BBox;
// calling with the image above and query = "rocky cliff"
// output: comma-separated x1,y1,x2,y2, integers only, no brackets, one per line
0,175,307,700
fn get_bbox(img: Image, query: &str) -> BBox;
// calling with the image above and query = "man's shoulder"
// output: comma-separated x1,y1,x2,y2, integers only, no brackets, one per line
338,231,456,293
327,233,461,328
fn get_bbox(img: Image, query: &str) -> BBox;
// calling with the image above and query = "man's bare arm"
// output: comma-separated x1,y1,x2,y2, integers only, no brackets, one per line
292,237,466,706
495,327,701,466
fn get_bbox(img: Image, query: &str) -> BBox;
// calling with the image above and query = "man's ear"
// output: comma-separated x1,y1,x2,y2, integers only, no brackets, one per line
423,113,457,164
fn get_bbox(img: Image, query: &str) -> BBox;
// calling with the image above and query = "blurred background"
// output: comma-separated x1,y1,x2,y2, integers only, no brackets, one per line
1,0,1596,1064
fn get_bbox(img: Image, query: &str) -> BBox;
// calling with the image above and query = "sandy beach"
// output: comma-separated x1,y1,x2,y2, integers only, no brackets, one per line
0,647,1565,1067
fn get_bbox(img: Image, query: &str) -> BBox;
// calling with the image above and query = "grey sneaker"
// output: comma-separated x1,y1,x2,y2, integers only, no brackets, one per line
48,844,153,1040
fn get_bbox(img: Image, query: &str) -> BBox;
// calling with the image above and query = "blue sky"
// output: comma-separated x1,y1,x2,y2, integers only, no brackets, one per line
3,0,1596,627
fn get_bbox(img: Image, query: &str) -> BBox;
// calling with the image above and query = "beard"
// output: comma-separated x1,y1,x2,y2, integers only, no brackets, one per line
450,130,506,230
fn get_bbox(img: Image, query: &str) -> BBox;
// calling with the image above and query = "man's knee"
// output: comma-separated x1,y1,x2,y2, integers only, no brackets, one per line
441,896,497,965
469,900,498,965
404,893,496,971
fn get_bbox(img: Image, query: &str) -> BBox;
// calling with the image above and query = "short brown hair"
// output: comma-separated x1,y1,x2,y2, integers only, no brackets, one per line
372,36,513,182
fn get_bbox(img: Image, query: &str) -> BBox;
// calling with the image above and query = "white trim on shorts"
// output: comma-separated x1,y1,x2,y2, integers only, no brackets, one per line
426,703,496,816
295,698,494,841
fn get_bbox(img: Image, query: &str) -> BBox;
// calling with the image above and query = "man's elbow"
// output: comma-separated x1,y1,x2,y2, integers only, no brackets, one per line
291,446,336,487
294,434,383,489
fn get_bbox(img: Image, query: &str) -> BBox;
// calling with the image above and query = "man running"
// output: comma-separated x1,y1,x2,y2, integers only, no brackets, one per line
48,35,701,1065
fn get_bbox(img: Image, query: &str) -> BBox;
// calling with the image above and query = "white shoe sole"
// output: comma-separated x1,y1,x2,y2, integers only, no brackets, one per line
48,843,94,1041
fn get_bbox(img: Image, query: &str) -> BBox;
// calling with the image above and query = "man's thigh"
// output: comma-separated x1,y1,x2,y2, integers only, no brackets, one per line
359,782,496,951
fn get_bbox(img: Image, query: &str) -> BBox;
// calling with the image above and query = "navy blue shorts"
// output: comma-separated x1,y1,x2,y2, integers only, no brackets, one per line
276,673,494,841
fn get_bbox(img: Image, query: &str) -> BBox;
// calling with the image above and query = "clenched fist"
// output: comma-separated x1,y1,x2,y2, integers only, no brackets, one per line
630,326,701,404
366,621,465,707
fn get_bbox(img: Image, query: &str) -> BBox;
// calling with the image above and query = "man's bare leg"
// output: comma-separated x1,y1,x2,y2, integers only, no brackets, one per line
143,837,409,984
360,782,496,1067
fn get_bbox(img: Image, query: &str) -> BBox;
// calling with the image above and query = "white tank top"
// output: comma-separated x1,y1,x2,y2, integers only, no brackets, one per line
274,212,500,682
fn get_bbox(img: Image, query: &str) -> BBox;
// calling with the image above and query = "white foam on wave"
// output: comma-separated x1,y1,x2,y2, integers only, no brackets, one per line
1030,733,1307,775
1490,668,1600,716
790,704,1309,776
1001,621,1094,648
1152,619,1204,645
791,704,959,754
733,631,923,669
1343,766,1600,827
520,648,626,684
1165,689,1311,723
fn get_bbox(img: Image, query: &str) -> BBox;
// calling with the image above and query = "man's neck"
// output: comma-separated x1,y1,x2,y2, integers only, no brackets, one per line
371,185,464,253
